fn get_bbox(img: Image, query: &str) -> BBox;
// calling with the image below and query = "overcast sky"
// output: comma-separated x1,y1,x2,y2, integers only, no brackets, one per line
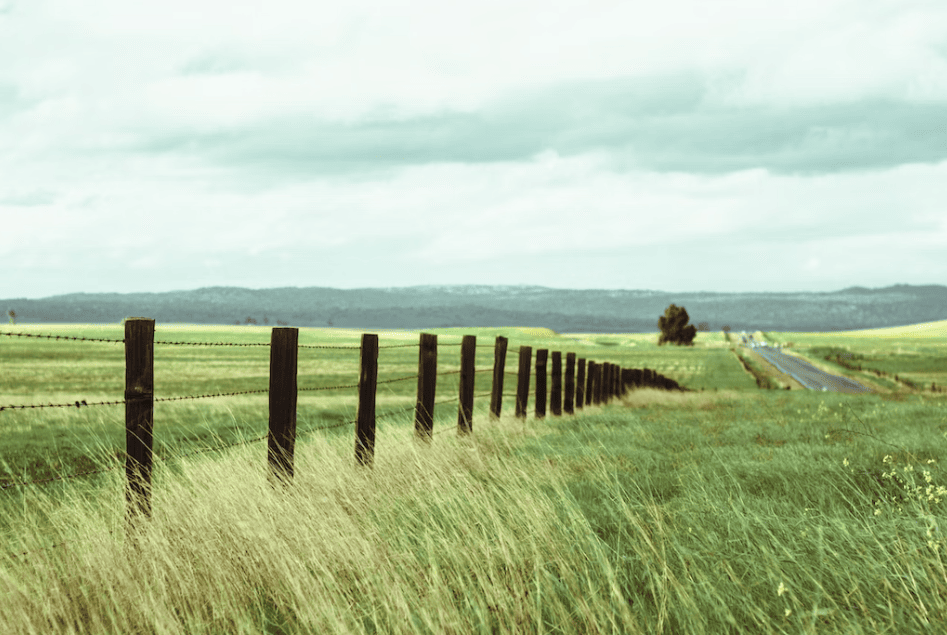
2,0,945,299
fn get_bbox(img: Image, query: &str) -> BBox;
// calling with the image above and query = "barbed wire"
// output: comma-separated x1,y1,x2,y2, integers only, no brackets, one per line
296,418,354,439
0,399,124,412
298,382,361,393
375,403,419,423
0,378,374,412
0,331,124,343
154,389,269,403
156,434,269,462
154,339,270,347
0,331,421,349
376,373,419,386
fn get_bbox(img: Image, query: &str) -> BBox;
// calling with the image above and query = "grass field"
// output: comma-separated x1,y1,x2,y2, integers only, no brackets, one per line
2,322,947,633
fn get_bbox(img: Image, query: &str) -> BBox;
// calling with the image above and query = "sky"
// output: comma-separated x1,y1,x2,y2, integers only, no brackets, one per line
1,0,946,299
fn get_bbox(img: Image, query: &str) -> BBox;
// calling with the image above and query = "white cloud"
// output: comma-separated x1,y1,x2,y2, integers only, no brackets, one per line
0,0,945,297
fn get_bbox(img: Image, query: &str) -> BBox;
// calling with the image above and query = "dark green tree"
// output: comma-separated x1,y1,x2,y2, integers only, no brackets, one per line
658,304,697,346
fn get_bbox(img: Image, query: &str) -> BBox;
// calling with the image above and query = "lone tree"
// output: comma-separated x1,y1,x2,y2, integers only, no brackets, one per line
658,304,697,346
7,309,15,325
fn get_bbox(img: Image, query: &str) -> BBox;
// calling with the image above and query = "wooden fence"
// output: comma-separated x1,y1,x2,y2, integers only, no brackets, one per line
118,319,679,527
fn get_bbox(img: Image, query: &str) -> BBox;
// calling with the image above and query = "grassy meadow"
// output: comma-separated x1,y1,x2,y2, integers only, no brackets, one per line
1,321,947,633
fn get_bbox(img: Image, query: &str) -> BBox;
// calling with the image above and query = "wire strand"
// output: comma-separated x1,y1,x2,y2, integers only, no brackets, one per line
0,399,123,412
0,331,124,343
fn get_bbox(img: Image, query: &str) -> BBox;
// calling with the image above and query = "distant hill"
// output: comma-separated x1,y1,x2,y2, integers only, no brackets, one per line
3,284,945,333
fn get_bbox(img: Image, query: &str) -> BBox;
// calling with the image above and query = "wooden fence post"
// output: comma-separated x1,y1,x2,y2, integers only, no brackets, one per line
355,334,379,466
415,333,438,441
564,353,575,414
550,351,562,416
599,362,612,404
601,363,608,403
515,346,532,418
586,361,597,405
125,318,155,526
489,336,508,420
458,335,476,434
535,349,548,418
576,358,586,409
595,362,608,405
268,327,299,485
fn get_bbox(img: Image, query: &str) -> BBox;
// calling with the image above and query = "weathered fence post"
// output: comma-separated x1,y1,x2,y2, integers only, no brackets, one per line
550,351,562,416
415,333,438,441
598,363,607,404
600,363,609,404
587,361,597,405
564,352,575,414
535,349,548,418
602,362,612,403
515,346,532,418
355,334,379,466
490,336,508,420
458,335,476,434
602,362,614,404
268,327,299,485
125,318,154,527
576,358,586,409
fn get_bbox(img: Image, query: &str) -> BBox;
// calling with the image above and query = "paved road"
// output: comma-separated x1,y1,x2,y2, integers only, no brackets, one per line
741,337,872,393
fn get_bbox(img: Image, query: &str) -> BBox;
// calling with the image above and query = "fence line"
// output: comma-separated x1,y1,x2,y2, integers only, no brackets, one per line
2,319,688,560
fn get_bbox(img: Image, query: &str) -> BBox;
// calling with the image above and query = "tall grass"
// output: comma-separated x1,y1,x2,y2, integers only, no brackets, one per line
3,388,947,633
0,408,639,634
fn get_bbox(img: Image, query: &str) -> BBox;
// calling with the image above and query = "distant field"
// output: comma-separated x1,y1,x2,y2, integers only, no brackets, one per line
2,321,947,633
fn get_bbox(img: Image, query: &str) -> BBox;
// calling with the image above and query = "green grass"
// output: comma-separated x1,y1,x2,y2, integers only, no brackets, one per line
2,322,947,633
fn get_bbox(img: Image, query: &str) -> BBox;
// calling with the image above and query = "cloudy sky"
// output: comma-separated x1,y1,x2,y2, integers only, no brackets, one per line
2,0,945,299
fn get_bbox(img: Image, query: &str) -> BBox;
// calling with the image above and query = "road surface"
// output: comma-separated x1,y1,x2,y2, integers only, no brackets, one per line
738,333,872,393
